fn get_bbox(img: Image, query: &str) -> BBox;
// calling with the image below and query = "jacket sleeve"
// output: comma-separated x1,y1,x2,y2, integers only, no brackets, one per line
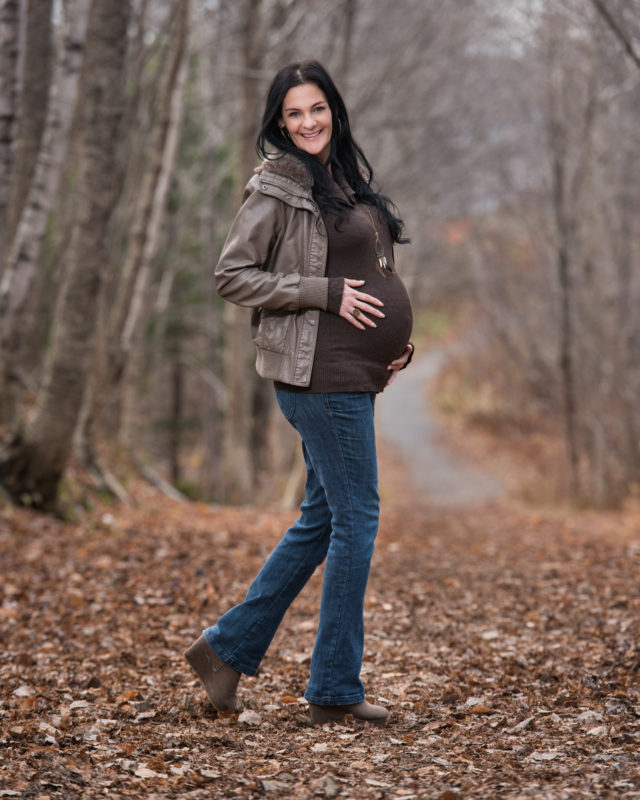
214,179,329,312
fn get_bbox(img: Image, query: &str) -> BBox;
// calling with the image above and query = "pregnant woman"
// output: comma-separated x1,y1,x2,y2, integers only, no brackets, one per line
185,60,414,727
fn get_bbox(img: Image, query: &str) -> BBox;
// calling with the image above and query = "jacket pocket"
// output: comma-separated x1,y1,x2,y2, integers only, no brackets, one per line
253,309,293,354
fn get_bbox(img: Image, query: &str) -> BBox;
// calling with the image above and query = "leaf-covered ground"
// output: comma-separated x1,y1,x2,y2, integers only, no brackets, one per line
2,460,640,799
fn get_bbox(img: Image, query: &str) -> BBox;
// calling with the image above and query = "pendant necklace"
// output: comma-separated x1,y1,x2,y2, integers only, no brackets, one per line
363,205,394,279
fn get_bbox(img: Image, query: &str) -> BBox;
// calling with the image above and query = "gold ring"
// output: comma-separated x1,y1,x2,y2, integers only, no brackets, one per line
352,308,360,317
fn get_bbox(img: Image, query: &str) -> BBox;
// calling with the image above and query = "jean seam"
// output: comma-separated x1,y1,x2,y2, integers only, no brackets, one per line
313,393,358,697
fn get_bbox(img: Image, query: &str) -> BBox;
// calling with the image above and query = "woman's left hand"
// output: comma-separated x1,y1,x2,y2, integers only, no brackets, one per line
385,343,414,386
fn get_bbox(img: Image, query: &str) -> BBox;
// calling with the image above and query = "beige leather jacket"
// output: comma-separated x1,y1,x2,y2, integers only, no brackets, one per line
215,154,330,387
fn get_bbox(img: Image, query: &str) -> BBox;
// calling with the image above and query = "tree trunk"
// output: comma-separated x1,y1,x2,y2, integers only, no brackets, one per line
0,0,131,510
0,0,90,424
4,0,53,251
553,167,581,502
545,14,582,503
169,353,183,486
0,0,20,258
614,147,640,483
589,0,640,70
199,144,223,499
335,0,357,91
74,0,189,471
103,0,189,408
222,0,265,504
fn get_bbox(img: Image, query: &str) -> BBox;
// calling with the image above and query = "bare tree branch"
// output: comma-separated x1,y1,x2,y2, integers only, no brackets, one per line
589,0,640,69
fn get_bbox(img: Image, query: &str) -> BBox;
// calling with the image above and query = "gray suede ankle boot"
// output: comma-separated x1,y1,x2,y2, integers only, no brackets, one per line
309,700,388,726
184,634,241,712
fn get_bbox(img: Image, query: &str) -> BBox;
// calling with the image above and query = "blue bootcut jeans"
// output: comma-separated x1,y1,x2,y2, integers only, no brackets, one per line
203,390,380,706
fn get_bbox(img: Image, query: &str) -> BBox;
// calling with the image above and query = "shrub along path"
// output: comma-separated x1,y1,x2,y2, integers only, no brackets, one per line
2,464,640,799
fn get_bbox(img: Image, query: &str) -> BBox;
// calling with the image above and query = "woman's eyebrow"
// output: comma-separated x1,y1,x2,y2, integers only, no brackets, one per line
283,101,325,112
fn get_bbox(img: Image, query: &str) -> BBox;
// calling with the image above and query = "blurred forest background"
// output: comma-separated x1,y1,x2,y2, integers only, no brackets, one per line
0,0,639,512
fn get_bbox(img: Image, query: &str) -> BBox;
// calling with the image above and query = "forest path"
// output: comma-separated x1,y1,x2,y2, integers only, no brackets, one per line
2,478,639,798
376,349,505,506
3,484,639,798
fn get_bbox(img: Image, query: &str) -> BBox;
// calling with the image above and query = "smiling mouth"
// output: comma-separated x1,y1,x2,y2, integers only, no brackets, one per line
300,131,322,139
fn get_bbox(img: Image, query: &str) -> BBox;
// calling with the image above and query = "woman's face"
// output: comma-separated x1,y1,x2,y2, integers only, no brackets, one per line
279,83,333,163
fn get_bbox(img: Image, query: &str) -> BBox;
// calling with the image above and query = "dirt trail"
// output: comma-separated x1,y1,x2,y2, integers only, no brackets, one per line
376,350,504,506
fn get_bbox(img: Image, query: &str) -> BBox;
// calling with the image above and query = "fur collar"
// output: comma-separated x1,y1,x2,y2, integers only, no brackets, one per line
257,152,314,191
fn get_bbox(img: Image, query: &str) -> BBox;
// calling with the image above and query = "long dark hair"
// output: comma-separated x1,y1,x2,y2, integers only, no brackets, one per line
256,60,408,244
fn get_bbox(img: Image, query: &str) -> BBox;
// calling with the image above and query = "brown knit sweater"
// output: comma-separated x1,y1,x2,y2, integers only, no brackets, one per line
276,175,413,394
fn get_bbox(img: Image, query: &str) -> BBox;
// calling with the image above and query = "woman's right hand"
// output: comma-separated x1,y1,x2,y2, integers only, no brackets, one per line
339,279,385,330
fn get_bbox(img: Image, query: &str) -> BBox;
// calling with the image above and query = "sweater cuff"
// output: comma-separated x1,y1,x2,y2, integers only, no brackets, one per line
299,276,329,311
326,277,344,315
400,342,415,370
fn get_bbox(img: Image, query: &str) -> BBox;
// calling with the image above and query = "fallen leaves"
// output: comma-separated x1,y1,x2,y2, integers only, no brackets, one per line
1,482,640,799
238,709,262,726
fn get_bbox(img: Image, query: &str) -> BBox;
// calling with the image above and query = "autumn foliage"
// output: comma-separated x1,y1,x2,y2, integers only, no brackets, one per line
2,466,639,798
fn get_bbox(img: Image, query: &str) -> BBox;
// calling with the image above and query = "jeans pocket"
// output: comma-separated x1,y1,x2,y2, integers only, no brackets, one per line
275,389,296,422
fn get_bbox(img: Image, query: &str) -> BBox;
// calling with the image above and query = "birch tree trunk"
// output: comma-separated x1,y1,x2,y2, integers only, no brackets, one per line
0,0,20,257
0,0,90,424
110,0,189,391
4,0,53,251
0,0,130,510
75,0,189,467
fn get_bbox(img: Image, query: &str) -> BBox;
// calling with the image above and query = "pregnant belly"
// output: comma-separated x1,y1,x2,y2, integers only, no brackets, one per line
319,275,414,383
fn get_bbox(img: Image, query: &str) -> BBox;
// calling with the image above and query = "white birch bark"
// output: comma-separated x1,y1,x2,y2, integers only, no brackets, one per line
74,0,190,469
4,0,53,251
0,0,130,509
0,0,21,255
0,0,89,421
107,0,190,389
119,1,190,366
